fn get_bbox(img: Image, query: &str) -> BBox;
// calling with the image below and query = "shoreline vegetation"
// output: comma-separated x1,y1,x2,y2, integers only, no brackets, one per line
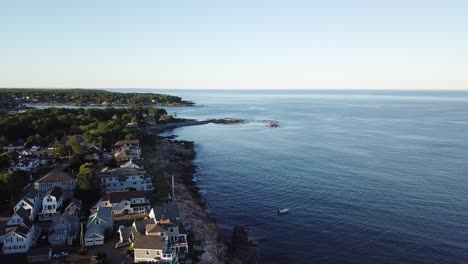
0,88,194,109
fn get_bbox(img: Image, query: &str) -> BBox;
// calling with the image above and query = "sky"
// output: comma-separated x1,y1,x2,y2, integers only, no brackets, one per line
0,0,467,90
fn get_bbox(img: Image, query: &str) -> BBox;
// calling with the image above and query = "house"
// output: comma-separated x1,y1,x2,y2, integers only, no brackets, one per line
2,140,25,153
96,168,153,192
38,187,65,221
125,122,138,128
120,159,143,169
2,217,35,254
113,149,134,162
5,207,33,232
117,225,137,245
84,153,99,161
84,207,113,246
34,171,75,196
14,190,42,220
48,211,80,246
149,204,187,253
112,139,141,159
12,158,40,172
64,198,82,216
30,146,41,152
27,247,52,264
92,190,150,216
86,143,101,154
149,204,181,223
133,235,178,264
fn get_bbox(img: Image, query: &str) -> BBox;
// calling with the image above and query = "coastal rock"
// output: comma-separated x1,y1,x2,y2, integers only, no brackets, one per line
208,118,246,125
230,226,257,264
266,120,279,128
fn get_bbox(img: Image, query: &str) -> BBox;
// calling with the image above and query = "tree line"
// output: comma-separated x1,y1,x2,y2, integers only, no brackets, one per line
0,89,188,106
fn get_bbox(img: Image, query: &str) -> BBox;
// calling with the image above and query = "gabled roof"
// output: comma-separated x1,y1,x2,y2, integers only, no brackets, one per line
45,186,63,198
24,189,39,200
85,225,105,238
66,198,82,211
120,159,141,168
114,149,132,158
133,235,164,250
6,224,30,238
114,139,140,146
90,207,112,223
145,223,167,234
119,225,137,242
101,190,146,204
8,207,32,227
37,171,74,183
134,218,155,233
151,204,180,222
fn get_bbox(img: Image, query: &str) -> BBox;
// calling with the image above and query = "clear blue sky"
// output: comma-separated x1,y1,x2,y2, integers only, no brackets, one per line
1,0,467,89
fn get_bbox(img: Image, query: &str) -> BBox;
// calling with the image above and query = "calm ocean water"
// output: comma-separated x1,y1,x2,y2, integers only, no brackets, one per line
134,89,468,263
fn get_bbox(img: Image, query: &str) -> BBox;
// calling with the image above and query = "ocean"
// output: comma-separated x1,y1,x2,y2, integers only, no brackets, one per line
132,89,468,263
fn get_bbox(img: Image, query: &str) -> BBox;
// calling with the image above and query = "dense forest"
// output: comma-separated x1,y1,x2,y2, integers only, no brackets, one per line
0,94,24,109
0,106,168,150
0,88,190,106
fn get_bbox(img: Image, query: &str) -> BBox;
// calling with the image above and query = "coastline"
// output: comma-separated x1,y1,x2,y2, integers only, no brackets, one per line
144,121,256,264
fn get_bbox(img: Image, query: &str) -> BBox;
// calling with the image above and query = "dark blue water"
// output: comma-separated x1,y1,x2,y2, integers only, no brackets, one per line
136,89,468,263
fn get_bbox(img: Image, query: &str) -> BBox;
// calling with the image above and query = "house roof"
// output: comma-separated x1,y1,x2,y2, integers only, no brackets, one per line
134,218,155,233
85,225,105,238
102,190,146,204
151,204,180,222
119,226,137,242
114,149,132,158
8,207,32,227
145,223,167,234
66,198,82,211
133,235,164,250
27,247,51,257
24,189,39,200
120,159,140,168
45,186,63,198
91,207,112,222
37,171,74,183
114,139,139,146
6,224,30,238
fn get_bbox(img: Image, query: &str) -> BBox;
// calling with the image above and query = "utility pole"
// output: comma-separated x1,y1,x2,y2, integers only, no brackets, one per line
172,175,175,201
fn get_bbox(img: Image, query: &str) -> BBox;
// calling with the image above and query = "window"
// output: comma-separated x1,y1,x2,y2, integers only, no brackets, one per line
146,250,150,255
156,251,160,256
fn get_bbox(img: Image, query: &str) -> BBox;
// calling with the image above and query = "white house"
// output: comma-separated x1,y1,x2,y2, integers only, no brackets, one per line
112,139,141,160
2,217,35,254
92,190,150,216
2,140,25,153
12,158,40,172
14,190,42,220
96,168,153,192
5,207,33,232
38,187,64,221
133,235,178,264
34,171,75,196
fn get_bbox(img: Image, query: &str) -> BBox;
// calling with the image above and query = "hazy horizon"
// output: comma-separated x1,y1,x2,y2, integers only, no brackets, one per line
1,1,467,90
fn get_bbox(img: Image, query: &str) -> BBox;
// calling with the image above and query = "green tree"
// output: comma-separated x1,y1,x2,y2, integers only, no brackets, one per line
75,163,100,203
67,136,85,156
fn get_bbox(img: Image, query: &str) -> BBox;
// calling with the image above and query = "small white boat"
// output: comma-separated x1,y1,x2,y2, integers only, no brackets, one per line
277,208,289,214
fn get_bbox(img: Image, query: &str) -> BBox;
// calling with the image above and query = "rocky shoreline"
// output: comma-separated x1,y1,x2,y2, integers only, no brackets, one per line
145,122,256,264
